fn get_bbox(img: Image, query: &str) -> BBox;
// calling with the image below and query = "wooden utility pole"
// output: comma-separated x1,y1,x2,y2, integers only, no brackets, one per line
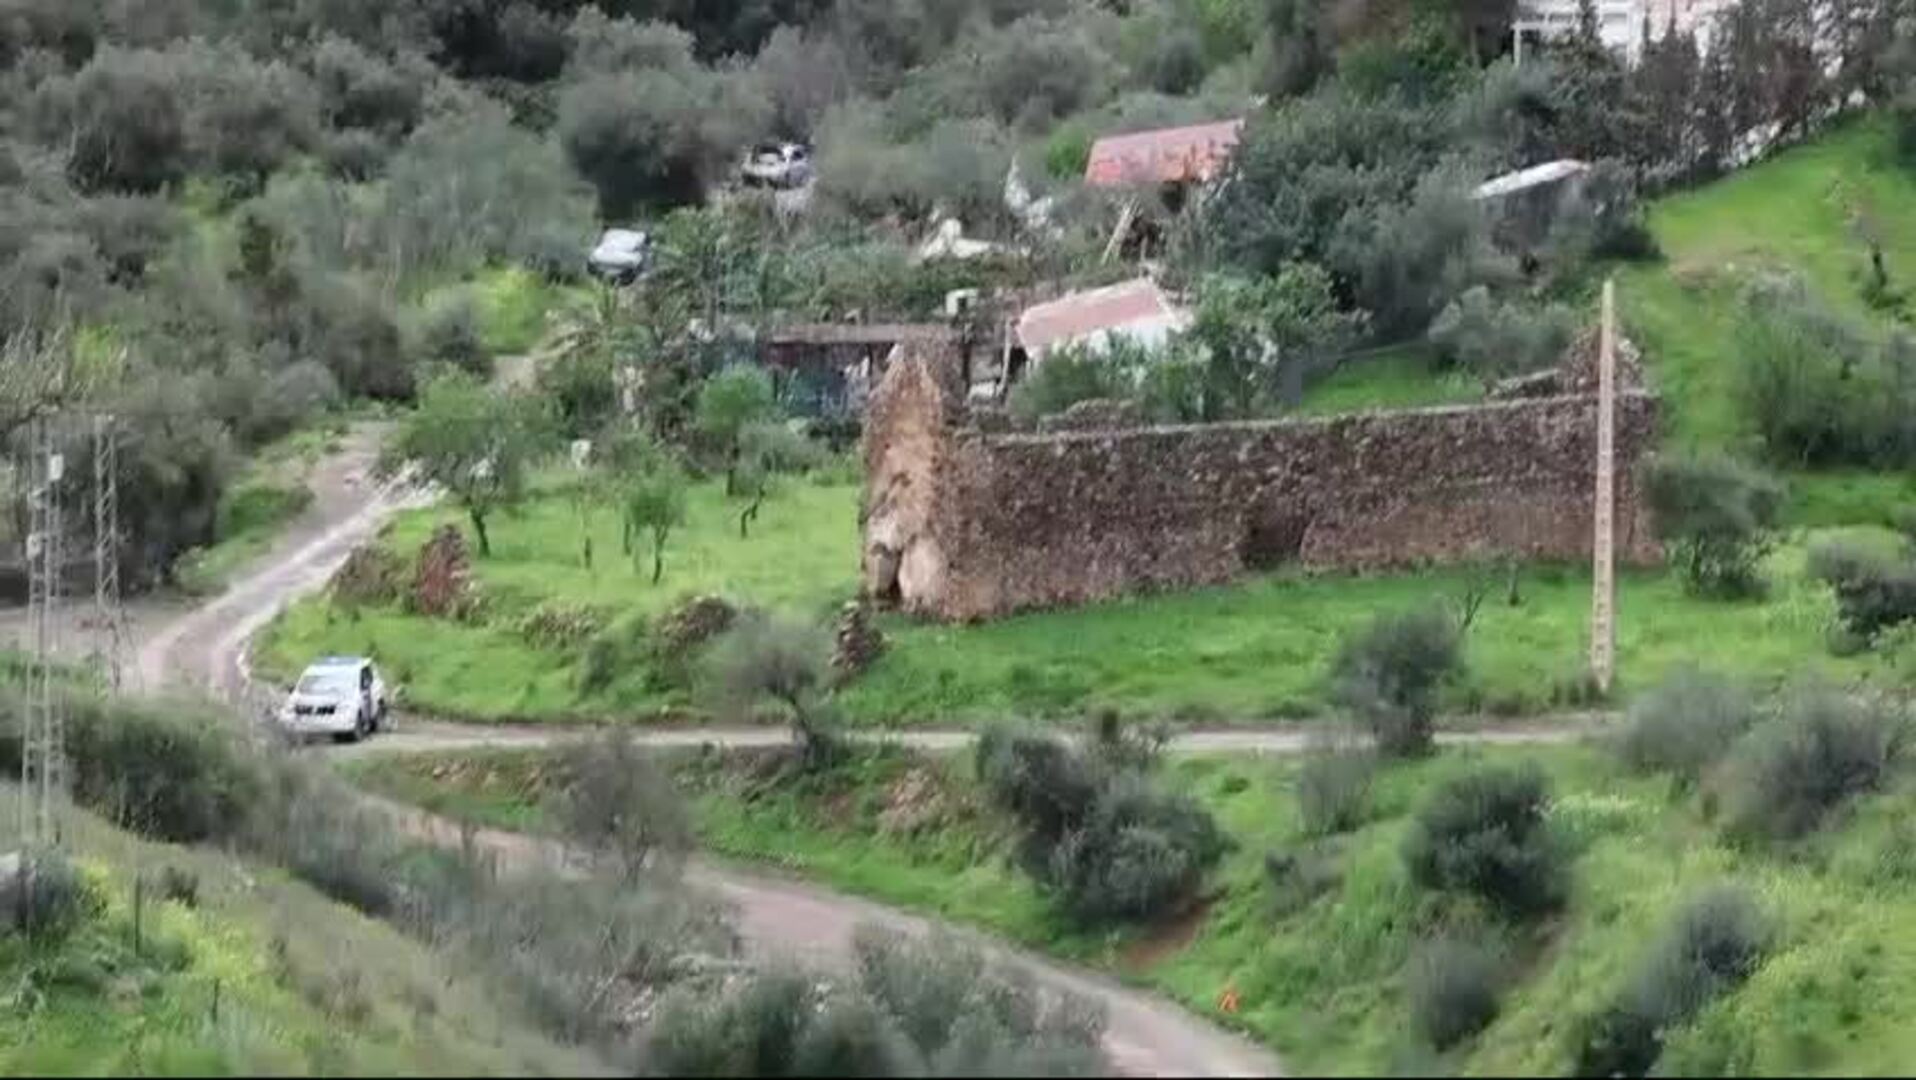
1590,279,1618,694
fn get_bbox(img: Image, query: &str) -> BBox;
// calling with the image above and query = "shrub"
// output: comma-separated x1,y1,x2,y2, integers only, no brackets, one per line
1403,763,1565,919
1262,843,1343,916
376,105,595,281
411,289,489,376
33,46,189,193
704,614,841,766
1295,745,1375,836
157,866,200,908
555,728,692,880
647,927,1106,1076
1048,772,1230,923
1616,670,1755,786
1643,453,1783,599
1720,688,1900,844
1330,606,1463,758
1007,342,1130,422
976,725,1227,924
1574,886,1769,1078
1427,286,1575,388
1734,273,1916,469
1407,937,1504,1051
1808,537,1916,640
0,692,266,844
2,849,97,942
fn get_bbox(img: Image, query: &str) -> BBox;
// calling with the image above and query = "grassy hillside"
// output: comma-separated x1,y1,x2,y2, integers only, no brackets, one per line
257,474,861,722
0,790,600,1077
1620,115,1916,527
355,738,1916,1076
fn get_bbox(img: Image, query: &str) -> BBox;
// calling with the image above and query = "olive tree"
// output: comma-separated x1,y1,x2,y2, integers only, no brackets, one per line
383,370,552,557
622,457,688,585
693,365,778,495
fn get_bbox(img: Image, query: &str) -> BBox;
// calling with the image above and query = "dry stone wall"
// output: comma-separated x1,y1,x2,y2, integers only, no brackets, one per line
863,344,1660,622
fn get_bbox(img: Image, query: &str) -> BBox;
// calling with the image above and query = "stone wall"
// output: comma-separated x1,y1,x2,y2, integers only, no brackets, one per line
863,343,1661,622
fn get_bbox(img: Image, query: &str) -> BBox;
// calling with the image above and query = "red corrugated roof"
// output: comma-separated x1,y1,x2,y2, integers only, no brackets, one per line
1016,278,1182,353
1084,119,1245,187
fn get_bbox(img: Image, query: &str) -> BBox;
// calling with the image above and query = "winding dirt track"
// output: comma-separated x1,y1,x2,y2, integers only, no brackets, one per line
137,429,1292,1078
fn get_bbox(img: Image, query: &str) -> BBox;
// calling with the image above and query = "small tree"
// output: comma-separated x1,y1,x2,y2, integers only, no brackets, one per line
704,614,840,766
694,365,779,495
383,370,550,557
733,420,820,539
1642,453,1784,599
1403,763,1565,920
623,459,687,585
555,727,692,881
1185,264,1365,418
1330,606,1464,758
1427,287,1576,390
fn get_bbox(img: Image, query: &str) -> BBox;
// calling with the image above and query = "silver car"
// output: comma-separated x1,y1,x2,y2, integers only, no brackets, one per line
278,656,388,743
588,228,651,285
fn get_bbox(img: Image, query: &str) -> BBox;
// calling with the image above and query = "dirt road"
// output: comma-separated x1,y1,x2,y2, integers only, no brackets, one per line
341,714,1610,761
138,432,1289,1078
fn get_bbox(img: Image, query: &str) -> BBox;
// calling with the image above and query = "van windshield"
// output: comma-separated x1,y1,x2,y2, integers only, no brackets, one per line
296,670,356,696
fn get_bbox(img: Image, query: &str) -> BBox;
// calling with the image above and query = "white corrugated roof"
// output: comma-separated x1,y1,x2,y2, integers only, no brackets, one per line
1472,159,1590,201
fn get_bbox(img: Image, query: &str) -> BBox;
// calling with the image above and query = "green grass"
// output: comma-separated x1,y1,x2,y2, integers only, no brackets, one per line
1297,344,1481,416
0,789,599,1077
358,739,1916,1076
265,465,1902,725
257,476,860,721
1619,114,1916,527
470,267,577,356
845,534,1900,725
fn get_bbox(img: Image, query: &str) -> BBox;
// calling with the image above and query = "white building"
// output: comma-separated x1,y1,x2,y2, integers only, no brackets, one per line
1015,278,1191,364
1514,0,1738,61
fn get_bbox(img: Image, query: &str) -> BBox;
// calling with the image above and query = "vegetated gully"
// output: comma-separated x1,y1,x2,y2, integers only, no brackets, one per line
136,430,1289,1079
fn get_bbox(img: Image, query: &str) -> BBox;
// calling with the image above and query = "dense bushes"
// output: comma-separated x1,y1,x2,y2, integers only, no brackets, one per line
977,724,1227,923
1403,763,1565,919
1330,606,1463,758
1573,886,1769,1078
1718,688,1900,844
1642,453,1784,599
0,848,99,943
0,691,262,844
1428,287,1574,387
1407,937,1504,1051
1615,670,1755,786
646,927,1106,1077
1809,537,1916,640
1735,274,1916,469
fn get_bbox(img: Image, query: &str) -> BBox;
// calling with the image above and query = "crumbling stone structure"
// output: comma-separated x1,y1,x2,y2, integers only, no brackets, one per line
862,342,1659,622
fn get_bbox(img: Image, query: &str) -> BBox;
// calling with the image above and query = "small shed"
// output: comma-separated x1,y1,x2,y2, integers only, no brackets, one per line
1472,159,1592,255
758,324,961,418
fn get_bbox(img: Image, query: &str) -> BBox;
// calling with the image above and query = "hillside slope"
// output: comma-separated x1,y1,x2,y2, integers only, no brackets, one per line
0,790,603,1077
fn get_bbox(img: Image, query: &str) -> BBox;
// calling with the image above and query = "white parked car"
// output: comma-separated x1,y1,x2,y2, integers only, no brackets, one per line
278,656,388,743
740,141,812,190
587,228,651,285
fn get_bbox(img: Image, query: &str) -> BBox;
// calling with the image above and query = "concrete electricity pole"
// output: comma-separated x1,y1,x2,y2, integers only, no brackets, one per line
1590,279,1618,694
